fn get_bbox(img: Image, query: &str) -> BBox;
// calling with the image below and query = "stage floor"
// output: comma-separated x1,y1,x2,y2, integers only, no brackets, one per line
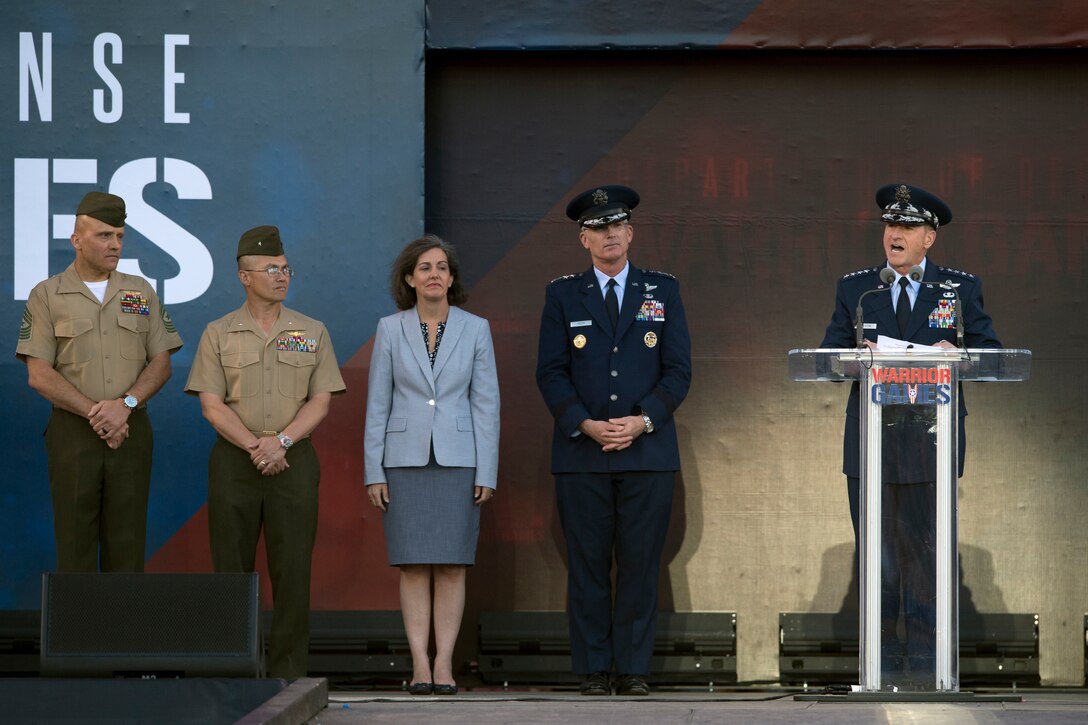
307,687,1088,725
2,679,1084,723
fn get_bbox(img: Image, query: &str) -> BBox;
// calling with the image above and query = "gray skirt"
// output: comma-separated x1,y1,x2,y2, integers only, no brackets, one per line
382,456,479,566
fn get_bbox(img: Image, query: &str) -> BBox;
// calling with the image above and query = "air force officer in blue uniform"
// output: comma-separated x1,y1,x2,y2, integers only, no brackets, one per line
536,185,692,696
821,184,1002,484
820,184,1001,684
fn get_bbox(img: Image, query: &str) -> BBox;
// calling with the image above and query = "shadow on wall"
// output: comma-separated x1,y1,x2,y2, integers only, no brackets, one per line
543,422,701,613
808,540,1010,618
660,422,703,611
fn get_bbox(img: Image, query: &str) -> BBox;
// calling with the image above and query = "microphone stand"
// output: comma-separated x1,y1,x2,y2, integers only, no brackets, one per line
854,268,897,348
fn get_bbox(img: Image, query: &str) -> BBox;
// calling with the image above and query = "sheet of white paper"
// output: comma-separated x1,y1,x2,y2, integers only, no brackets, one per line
876,335,942,352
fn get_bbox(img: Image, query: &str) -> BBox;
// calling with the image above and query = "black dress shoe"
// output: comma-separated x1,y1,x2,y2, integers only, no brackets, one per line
433,683,459,695
579,671,611,696
615,674,649,696
407,681,434,695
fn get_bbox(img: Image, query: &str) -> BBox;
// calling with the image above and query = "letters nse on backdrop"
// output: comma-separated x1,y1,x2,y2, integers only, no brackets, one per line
1,2,424,608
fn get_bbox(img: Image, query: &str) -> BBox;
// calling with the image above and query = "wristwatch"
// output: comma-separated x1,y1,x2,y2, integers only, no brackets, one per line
122,394,138,410
641,412,654,434
277,433,294,450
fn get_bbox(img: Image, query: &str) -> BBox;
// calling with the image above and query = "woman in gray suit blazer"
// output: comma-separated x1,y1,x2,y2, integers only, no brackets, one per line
364,235,500,695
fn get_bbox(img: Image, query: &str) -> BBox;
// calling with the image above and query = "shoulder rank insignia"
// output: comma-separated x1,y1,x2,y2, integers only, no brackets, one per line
642,269,677,280
842,267,879,280
19,307,32,341
161,305,177,334
938,266,976,280
549,272,583,285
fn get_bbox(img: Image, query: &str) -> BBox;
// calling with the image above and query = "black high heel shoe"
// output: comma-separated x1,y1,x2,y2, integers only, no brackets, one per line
407,681,434,695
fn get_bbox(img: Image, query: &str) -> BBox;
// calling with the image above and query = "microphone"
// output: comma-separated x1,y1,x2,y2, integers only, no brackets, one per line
854,267,897,348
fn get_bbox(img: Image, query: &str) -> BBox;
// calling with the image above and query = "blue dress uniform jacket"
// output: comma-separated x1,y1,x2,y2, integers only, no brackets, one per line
820,260,1002,481
536,265,692,472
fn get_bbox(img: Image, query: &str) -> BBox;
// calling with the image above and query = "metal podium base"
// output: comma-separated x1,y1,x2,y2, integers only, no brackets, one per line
795,690,1023,703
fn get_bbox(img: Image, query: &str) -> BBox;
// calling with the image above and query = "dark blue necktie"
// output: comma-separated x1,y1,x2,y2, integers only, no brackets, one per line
896,277,912,336
605,278,619,330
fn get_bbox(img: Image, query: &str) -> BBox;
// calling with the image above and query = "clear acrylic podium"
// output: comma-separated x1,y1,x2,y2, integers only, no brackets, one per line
789,348,1031,694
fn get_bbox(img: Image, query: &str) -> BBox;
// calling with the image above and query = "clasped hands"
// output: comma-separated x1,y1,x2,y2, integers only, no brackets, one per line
88,398,130,450
248,436,290,477
579,415,645,452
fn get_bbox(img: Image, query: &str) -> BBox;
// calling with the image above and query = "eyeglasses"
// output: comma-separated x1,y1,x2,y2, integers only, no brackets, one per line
242,265,295,278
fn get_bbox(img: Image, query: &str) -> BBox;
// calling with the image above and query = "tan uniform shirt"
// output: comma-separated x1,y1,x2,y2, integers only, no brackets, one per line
16,264,183,401
184,304,346,434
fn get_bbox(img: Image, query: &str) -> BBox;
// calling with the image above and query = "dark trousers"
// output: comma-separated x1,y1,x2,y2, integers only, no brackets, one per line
208,437,319,679
44,408,152,572
848,476,937,674
555,470,675,676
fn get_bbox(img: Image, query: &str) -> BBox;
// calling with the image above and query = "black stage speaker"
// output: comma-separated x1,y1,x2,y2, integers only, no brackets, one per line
40,572,262,677
0,610,41,675
477,611,737,685
279,610,412,683
778,611,1039,687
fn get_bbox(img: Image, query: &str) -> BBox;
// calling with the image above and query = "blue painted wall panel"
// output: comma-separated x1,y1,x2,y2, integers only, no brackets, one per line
1,1,425,607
